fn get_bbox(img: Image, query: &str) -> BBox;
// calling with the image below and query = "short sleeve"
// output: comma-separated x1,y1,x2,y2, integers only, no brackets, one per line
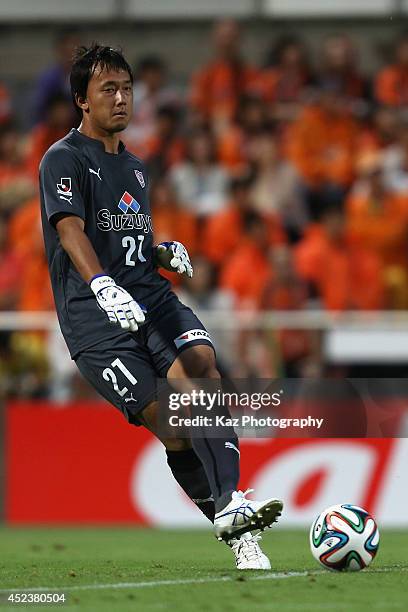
39,146,86,225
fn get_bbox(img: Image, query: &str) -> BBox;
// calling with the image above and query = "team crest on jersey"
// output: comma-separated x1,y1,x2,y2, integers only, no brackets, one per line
134,169,145,188
118,191,140,214
57,177,72,204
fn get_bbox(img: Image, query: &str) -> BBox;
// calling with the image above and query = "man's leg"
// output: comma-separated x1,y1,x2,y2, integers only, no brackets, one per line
137,401,215,523
167,345,283,541
74,336,215,522
167,345,240,514
74,336,277,567
138,399,272,570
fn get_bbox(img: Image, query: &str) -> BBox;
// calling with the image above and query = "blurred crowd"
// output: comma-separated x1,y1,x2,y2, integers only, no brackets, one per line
2,20,408,395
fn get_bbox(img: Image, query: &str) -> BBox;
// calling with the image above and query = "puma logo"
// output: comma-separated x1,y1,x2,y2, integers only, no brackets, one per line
89,167,102,181
124,393,137,403
225,442,240,456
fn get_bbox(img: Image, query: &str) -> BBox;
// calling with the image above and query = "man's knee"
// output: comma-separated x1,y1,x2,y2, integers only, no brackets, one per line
178,346,219,379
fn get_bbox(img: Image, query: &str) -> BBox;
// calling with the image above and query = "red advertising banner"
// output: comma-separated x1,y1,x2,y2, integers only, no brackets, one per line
5,402,408,526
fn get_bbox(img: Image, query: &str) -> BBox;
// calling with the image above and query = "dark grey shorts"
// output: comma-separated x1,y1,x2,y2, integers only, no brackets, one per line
75,295,214,425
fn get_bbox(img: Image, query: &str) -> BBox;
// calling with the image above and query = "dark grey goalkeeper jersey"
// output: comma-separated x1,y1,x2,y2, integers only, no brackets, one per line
39,128,171,358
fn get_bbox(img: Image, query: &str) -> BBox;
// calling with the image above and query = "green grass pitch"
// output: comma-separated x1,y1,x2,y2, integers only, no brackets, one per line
0,527,407,611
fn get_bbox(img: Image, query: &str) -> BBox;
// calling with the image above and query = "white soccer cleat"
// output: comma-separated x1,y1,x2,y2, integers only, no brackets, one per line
214,489,283,542
229,532,271,570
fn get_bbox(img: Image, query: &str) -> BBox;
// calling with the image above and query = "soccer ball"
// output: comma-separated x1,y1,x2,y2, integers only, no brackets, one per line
310,504,380,571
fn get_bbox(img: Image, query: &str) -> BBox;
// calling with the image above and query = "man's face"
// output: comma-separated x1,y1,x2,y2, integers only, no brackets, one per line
80,66,133,133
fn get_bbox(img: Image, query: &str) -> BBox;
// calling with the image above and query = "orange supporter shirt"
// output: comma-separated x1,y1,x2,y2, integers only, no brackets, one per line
152,204,198,286
8,198,54,311
18,257,54,311
8,197,40,256
190,59,259,124
346,190,408,267
257,67,309,104
375,65,408,107
0,82,11,124
141,135,186,168
26,124,68,180
260,278,311,362
0,161,31,188
220,239,271,307
202,206,286,266
286,106,356,187
0,249,25,308
152,205,197,255
354,128,385,168
217,125,248,172
295,226,384,310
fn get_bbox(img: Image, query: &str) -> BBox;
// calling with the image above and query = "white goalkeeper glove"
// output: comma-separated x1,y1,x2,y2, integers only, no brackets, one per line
90,275,146,332
155,241,193,278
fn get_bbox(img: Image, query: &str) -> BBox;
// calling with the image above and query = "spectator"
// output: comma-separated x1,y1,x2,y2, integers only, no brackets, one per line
169,128,228,216
319,34,370,104
260,245,316,377
178,256,231,311
295,206,385,310
375,32,408,107
219,210,274,308
346,153,408,306
176,256,235,371
143,104,186,182
150,177,197,287
8,197,54,311
261,245,309,310
383,120,408,193
286,80,357,218
0,216,24,310
259,35,313,122
0,123,35,216
219,213,289,376
0,82,11,125
248,129,308,241
355,106,398,163
0,122,30,186
218,95,268,172
203,172,285,266
203,173,255,265
347,152,408,266
124,55,181,157
190,19,259,133
27,94,83,180
31,29,80,124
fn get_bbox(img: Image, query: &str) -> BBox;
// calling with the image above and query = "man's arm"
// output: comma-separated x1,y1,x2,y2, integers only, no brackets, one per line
55,214,145,332
55,215,103,283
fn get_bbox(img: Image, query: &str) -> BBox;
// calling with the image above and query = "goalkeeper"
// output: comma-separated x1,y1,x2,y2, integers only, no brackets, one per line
39,44,282,570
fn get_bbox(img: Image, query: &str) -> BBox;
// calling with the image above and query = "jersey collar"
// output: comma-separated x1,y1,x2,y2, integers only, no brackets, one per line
72,128,126,155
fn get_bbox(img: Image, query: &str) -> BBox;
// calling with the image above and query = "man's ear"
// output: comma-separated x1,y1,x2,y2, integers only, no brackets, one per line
76,94,89,114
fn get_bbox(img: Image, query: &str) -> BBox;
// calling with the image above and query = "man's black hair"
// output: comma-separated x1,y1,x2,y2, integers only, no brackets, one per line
70,43,133,117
